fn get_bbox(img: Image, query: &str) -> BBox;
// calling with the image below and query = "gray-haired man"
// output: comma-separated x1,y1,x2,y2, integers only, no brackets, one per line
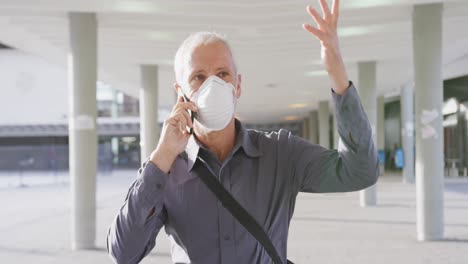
107,1,379,263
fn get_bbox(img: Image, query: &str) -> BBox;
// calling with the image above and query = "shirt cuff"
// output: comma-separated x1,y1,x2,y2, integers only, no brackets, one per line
331,81,370,148
136,161,169,206
331,81,354,104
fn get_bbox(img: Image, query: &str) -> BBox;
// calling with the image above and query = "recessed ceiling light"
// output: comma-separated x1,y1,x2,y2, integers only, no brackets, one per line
288,103,307,109
345,0,396,9
338,24,386,37
304,70,327,77
283,115,301,121
303,60,323,66
148,31,173,41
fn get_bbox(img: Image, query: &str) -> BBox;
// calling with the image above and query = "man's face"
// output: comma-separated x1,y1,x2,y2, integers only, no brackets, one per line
179,41,241,99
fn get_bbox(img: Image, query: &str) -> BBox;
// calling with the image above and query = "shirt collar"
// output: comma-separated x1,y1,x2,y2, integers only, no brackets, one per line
185,118,263,172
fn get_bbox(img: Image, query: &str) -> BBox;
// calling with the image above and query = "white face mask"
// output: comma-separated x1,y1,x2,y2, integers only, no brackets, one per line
181,75,236,131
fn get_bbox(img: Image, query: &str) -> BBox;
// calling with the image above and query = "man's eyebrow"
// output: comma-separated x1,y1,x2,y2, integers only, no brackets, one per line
189,69,206,77
189,67,230,77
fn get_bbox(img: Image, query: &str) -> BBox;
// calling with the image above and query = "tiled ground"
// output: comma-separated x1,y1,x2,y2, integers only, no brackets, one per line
0,170,467,264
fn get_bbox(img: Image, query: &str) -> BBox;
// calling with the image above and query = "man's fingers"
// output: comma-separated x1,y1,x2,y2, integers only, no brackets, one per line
172,113,188,133
307,6,330,32
302,23,326,42
331,0,340,28
188,102,198,112
173,93,186,109
174,102,198,113
168,97,198,132
177,109,193,128
319,0,332,23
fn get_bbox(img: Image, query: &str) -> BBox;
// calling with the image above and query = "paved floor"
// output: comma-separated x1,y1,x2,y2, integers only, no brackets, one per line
0,170,467,264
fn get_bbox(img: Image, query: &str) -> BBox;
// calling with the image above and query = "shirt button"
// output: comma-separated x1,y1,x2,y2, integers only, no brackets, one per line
156,183,162,189
223,235,231,241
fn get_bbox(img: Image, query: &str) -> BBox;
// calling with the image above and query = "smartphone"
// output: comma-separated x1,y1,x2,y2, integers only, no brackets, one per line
181,93,197,135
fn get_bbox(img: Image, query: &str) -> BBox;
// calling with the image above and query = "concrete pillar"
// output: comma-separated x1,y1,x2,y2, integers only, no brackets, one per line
358,61,378,207
456,106,465,176
401,82,415,183
318,101,330,148
68,12,97,250
308,111,319,144
302,117,309,139
413,3,444,241
111,89,119,165
139,65,160,161
377,95,385,175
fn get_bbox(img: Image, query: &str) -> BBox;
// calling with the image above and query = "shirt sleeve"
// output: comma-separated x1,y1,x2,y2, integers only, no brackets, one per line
288,82,380,193
107,159,168,264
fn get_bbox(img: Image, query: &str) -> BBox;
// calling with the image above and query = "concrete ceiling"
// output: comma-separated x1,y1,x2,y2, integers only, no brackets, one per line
1,0,468,123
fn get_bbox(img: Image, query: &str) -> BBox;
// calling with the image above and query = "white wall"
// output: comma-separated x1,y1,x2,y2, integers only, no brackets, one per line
0,49,68,125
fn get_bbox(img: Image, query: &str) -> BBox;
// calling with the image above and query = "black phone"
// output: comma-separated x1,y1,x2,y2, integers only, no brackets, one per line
181,93,197,135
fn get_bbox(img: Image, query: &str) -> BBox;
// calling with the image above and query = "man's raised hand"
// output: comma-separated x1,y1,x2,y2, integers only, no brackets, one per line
302,0,349,94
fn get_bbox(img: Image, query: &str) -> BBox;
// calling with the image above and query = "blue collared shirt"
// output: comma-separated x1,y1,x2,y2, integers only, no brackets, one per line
107,83,379,264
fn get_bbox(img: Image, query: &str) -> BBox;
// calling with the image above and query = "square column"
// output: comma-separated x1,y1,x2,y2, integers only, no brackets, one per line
413,3,444,241
308,110,319,144
68,12,98,250
377,95,385,175
139,65,160,161
401,82,415,183
318,101,330,148
358,61,378,207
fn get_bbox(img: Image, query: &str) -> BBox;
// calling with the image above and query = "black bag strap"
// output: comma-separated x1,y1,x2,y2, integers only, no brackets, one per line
197,158,293,264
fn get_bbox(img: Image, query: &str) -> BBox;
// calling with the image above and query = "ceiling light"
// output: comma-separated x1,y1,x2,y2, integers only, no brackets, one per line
283,115,301,121
345,0,397,9
148,31,173,41
288,103,307,109
338,24,387,37
304,70,327,77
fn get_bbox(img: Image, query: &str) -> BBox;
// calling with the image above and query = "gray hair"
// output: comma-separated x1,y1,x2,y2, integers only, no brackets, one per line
174,31,237,90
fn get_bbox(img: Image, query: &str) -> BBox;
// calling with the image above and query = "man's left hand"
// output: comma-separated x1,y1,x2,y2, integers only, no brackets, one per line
302,0,349,94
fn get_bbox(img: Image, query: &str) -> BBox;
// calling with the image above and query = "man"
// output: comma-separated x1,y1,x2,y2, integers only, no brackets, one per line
107,0,379,263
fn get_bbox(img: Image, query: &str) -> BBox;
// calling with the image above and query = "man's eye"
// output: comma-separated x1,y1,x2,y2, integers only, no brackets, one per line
194,75,205,81
218,72,229,78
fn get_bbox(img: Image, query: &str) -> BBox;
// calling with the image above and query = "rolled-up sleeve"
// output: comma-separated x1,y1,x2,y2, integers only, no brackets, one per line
288,82,379,193
107,160,168,264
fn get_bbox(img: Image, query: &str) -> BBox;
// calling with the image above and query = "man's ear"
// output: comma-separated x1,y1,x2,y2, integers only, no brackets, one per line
174,82,181,95
236,73,242,98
